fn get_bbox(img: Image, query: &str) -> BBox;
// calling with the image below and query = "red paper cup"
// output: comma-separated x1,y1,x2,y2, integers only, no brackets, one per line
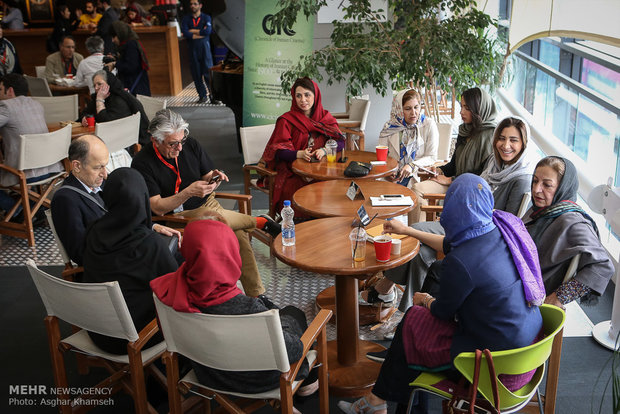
376,145,388,162
86,117,95,127
374,236,392,262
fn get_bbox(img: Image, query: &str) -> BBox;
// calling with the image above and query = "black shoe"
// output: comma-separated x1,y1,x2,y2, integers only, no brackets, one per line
197,96,210,104
366,349,388,363
260,214,281,238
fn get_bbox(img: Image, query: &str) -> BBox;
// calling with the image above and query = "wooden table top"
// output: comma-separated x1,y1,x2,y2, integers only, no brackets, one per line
47,123,95,139
293,179,416,219
273,217,419,276
291,150,398,181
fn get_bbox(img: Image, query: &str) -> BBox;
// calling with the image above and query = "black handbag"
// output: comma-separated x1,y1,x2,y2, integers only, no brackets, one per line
344,161,372,177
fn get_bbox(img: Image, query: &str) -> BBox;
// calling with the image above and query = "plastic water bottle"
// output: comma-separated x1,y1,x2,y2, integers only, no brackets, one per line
281,200,295,246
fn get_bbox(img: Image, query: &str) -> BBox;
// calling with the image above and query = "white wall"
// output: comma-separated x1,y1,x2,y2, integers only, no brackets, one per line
312,22,393,150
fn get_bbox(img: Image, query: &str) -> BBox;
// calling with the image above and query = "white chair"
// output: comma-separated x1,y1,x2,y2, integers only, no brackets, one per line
436,122,453,161
136,94,167,121
95,112,141,172
31,95,79,124
44,209,83,281
240,123,276,216
0,124,71,246
336,97,371,150
517,192,532,218
26,260,166,414
25,75,52,97
35,65,46,79
153,295,331,414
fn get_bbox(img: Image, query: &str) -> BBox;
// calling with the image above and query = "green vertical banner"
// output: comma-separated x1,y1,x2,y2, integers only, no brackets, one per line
243,0,314,127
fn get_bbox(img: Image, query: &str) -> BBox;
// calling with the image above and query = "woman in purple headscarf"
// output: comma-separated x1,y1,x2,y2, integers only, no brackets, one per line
338,174,544,414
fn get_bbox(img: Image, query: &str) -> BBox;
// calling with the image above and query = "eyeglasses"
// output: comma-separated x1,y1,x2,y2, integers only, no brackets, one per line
166,138,187,148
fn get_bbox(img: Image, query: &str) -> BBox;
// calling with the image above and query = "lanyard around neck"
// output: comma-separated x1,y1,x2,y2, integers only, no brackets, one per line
153,143,182,194
192,16,201,27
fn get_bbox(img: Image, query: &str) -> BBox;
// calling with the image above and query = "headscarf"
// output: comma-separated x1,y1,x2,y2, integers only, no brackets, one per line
441,174,496,249
378,89,426,166
125,5,142,24
454,88,498,176
111,21,149,70
87,167,152,252
479,117,535,190
150,220,243,312
526,156,599,243
261,79,343,164
441,174,545,306
95,69,150,146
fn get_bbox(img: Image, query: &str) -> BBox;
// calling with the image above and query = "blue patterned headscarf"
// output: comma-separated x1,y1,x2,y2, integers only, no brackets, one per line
441,174,496,248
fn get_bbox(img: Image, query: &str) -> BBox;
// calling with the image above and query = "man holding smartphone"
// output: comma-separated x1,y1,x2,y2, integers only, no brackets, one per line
132,109,279,297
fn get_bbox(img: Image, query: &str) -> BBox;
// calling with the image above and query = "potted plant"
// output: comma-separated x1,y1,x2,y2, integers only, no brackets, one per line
273,0,504,119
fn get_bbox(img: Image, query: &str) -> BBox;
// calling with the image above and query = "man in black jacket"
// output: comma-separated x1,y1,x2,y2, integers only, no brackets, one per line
51,134,179,265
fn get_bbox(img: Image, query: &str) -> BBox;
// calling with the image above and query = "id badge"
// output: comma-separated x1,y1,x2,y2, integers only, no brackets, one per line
173,204,184,214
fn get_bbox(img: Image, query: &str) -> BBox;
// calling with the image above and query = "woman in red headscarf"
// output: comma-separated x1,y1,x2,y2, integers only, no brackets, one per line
150,219,318,395
260,77,344,216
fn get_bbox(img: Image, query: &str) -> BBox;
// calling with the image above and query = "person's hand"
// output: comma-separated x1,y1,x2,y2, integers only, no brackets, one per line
206,169,229,183
184,180,218,198
298,148,314,162
81,116,88,127
96,82,110,101
383,219,408,235
313,148,326,160
397,164,413,181
104,61,115,71
152,224,182,249
431,174,452,186
413,292,429,307
544,293,565,310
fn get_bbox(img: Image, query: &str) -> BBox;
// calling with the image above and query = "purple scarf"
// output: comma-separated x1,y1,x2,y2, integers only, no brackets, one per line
492,210,545,306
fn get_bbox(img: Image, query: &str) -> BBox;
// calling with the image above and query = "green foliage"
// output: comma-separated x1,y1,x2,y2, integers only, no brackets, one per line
273,0,504,97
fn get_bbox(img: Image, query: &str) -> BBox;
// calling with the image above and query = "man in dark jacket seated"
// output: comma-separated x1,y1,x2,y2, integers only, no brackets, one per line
51,135,180,266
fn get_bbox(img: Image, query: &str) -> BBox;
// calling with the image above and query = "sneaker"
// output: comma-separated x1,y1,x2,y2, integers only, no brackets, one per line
366,349,387,363
359,286,396,305
260,214,281,238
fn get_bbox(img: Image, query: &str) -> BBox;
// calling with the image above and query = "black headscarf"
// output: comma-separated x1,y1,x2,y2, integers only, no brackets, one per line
88,167,152,251
526,156,597,243
83,167,177,354
91,70,150,146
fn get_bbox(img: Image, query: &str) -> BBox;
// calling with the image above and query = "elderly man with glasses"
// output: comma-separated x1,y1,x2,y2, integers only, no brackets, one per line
131,109,279,297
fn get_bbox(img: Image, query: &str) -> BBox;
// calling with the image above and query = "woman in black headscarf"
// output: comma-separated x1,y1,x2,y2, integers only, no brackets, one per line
83,167,178,354
523,156,614,308
81,69,150,147
109,20,150,96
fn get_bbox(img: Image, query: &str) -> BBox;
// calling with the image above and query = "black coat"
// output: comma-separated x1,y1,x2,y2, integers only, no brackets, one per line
50,173,107,266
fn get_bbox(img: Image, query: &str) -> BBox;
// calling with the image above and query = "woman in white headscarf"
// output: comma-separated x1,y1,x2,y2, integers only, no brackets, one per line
378,89,438,187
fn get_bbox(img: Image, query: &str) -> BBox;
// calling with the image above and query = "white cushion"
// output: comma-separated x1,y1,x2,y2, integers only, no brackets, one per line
62,329,166,364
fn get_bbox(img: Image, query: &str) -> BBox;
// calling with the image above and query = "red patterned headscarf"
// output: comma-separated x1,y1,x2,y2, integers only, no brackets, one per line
150,220,243,312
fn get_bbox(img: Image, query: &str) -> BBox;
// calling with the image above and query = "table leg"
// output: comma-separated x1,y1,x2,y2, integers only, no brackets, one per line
327,276,385,397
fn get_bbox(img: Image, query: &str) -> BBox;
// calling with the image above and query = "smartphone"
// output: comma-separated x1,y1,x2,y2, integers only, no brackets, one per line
209,175,222,184
416,165,438,176
454,400,492,414
381,194,404,198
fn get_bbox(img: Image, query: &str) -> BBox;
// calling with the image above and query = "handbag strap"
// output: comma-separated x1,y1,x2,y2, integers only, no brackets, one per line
483,349,501,412
467,349,483,414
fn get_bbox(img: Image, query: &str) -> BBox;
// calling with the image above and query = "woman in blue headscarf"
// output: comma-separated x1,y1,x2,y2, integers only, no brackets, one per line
338,174,544,414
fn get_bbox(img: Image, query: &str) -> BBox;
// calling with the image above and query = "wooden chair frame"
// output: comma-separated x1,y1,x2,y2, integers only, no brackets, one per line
160,308,332,414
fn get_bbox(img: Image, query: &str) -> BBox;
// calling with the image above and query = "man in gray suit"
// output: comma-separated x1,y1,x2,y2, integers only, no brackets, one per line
0,73,63,212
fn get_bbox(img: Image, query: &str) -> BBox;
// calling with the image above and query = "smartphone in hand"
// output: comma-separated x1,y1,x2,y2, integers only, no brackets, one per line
209,175,222,184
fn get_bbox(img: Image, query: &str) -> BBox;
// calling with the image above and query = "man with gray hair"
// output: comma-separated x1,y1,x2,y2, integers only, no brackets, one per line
74,35,105,93
132,109,280,297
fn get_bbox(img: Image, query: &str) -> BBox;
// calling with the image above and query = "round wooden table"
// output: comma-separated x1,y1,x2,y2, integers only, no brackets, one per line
273,217,420,397
291,150,398,181
48,123,95,140
293,179,417,219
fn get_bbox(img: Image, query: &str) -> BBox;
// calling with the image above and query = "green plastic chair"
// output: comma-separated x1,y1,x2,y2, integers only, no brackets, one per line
407,304,566,414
